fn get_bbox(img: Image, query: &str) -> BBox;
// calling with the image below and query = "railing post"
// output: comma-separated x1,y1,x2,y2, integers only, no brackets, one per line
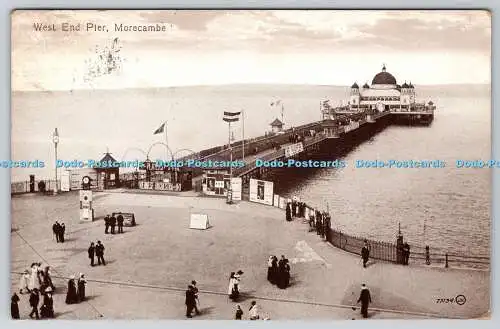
425,246,431,265
445,253,449,268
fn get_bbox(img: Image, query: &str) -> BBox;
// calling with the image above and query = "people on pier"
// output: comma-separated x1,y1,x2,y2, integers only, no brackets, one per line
249,301,260,320
28,263,40,291
60,223,66,242
277,255,290,289
357,284,372,318
117,214,124,233
40,266,55,293
323,213,332,241
291,200,297,217
104,215,110,234
234,305,243,320
110,214,117,234
228,271,241,301
361,240,370,268
52,221,61,243
285,202,292,221
19,270,30,294
96,241,106,266
11,293,20,319
308,211,315,232
185,285,197,318
191,280,200,315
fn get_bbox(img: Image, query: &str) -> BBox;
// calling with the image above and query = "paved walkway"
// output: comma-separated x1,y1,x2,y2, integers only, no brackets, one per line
10,191,490,319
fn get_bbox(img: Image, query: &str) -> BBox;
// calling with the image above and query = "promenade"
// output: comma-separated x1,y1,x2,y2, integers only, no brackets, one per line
10,191,490,319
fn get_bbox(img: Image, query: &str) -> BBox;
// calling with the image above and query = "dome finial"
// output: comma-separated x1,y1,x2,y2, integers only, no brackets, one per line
382,63,386,72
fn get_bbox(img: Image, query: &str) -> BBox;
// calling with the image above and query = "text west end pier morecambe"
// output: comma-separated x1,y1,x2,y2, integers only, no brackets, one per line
33,22,172,33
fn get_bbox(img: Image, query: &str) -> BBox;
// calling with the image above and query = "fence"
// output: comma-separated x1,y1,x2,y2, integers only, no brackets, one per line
264,193,490,270
11,180,60,194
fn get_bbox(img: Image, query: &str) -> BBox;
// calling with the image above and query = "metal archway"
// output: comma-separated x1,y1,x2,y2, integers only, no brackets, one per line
120,147,147,161
147,142,174,161
173,148,197,161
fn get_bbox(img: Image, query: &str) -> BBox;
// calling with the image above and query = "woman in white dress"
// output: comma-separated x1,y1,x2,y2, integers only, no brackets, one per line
228,272,236,298
28,264,39,291
19,270,30,294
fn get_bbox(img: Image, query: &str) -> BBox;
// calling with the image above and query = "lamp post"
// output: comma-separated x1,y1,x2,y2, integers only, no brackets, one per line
52,128,59,195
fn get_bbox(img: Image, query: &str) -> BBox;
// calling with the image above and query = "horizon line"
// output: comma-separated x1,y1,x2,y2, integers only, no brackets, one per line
12,82,491,93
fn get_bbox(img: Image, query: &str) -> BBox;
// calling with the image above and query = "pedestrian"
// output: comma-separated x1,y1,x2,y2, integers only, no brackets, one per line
403,242,410,265
191,280,200,315
308,212,315,232
60,223,65,243
185,285,196,318
88,242,95,266
277,255,287,289
234,305,243,320
117,214,124,233
52,221,60,243
110,214,116,234
104,215,110,234
228,272,236,300
249,301,259,320
28,263,39,291
357,284,372,318
19,270,30,294
40,288,54,318
11,293,20,319
65,276,78,304
324,213,332,241
96,241,106,266
77,273,87,302
40,266,55,293
270,256,278,284
267,256,274,283
361,240,370,268
28,288,40,319
291,201,297,217
284,259,291,287
285,202,292,221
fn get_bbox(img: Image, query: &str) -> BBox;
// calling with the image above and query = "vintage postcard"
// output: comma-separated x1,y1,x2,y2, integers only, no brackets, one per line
10,10,491,320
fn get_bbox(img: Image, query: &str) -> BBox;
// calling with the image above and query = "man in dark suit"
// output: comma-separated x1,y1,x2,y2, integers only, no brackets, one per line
96,241,106,266
361,241,370,268
29,288,40,319
88,242,95,266
110,214,117,234
357,284,372,318
52,222,61,243
104,215,110,234
117,214,124,234
185,285,196,318
60,223,66,243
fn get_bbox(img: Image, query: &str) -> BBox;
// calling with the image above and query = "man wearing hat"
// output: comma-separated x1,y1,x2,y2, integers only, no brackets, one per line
356,284,372,318
96,241,106,266
185,285,197,318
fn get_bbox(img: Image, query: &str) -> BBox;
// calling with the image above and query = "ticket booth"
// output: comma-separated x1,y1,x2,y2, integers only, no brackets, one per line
202,168,231,196
94,152,120,189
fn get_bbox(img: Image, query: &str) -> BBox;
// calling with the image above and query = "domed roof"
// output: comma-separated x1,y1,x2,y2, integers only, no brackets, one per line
351,82,359,89
371,64,397,85
401,82,409,88
409,82,414,88
362,82,370,89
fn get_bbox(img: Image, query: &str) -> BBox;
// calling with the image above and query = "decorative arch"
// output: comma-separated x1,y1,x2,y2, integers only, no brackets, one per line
147,142,174,160
120,147,147,161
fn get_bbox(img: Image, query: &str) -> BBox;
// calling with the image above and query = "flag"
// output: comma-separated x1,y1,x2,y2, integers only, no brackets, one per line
223,111,240,123
154,122,165,134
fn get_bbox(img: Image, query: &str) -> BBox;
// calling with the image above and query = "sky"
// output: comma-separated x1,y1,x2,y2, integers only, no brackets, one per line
11,10,491,91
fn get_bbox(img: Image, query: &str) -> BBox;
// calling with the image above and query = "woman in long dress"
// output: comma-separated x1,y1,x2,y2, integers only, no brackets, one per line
40,288,54,318
77,273,87,302
267,256,274,283
28,264,39,291
19,270,30,294
65,276,78,304
285,203,292,221
228,272,236,300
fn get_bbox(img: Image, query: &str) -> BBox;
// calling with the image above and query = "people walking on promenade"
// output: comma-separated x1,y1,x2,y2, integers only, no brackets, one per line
52,221,61,243
88,242,95,266
286,202,292,221
19,270,30,294
357,284,372,318
40,266,55,293
361,240,370,268
249,301,259,320
185,285,197,318
40,287,54,318
191,280,200,315
96,241,106,266
104,215,110,234
110,214,117,234
234,305,243,319
60,223,66,243
403,242,410,265
11,293,20,319
65,276,78,304
78,274,87,302
117,214,124,233
28,288,40,319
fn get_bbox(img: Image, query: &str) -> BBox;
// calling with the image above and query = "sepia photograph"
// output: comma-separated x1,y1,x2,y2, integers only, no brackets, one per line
10,10,491,320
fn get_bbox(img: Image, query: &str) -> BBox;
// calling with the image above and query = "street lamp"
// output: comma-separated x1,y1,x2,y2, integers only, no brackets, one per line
52,128,59,195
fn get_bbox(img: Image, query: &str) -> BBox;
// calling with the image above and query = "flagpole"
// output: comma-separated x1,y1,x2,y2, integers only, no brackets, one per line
242,109,245,161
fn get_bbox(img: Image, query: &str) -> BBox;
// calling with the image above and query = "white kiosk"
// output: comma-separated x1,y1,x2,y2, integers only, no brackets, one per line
79,176,95,221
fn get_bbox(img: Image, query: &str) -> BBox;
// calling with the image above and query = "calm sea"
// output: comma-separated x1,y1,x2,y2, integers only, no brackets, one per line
11,84,491,255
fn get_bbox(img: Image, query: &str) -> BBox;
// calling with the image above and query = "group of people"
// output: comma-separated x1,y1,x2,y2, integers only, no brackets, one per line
235,301,265,320
51,221,66,243
104,214,124,234
184,280,200,318
267,255,291,289
285,200,307,221
14,263,56,319
65,274,87,304
309,210,332,241
228,270,244,301
87,241,106,266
